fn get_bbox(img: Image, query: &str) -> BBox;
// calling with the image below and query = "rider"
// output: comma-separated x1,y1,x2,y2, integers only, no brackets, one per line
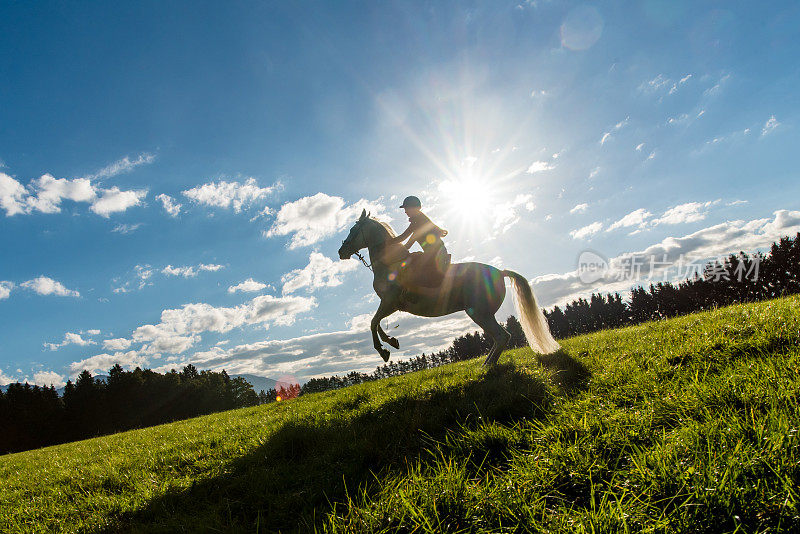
391,196,450,287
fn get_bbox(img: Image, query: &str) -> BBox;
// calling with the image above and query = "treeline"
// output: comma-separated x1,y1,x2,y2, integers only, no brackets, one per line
299,316,528,395
0,364,259,455
544,232,800,338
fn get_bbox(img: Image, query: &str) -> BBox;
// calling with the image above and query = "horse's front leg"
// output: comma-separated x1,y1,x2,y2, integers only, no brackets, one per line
378,324,400,349
371,298,398,362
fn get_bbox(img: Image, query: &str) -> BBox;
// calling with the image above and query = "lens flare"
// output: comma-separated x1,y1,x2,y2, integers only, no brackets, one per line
560,5,604,50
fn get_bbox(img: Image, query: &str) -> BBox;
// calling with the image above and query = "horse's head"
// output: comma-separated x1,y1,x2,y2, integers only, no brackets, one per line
338,209,371,260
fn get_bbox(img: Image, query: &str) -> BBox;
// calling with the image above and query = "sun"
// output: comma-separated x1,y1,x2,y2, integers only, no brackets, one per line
437,172,498,233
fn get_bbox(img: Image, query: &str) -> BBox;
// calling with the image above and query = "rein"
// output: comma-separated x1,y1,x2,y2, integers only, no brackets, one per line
355,251,372,271
354,223,373,272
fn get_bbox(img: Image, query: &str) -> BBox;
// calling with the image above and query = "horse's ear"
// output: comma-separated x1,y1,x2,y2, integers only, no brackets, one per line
359,209,367,220
367,211,371,218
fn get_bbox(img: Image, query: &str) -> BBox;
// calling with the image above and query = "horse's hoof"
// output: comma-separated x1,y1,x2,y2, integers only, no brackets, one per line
379,348,391,362
387,337,400,349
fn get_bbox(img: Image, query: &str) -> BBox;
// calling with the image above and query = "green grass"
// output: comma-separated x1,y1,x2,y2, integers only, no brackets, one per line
2,296,800,533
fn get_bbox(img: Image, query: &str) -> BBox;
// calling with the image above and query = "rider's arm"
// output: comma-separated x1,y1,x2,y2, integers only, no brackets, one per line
389,224,413,245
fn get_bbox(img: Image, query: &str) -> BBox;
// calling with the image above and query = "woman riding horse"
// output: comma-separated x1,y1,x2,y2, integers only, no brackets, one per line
338,210,561,364
391,196,450,293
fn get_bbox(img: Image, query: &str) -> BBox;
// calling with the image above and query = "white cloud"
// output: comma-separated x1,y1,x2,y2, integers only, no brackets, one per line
589,167,600,179
526,160,555,173
85,329,101,336
150,312,476,381
83,153,155,181
761,115,780,137
112,223,143,234
90,186,147,217
1,170,147,218
248,206,273,222
161,263,225,278
635,143,645,151
703,74,731,98
156,193,182,217
144,334,199,355
608,208,653,231
667,113,689,125
113,264,153,293
569,221,603,239
228,278,269,294
639,74,670,93
282,252,359,294
653,200,720,226
490,194,536,236
0,173,29,216
701,127,751,150
640,74,693,98
70,350,150,375
531,209,800,308
130,293,317,355
45,332,96,351
668,74,693,94
0,369,17,385
103,338,132,351
183,177,278,212
21,276,80,297
570,203,588,214
600,116,629,145
25,174,96,213
265,193,386,249
0,281,13,300
32,371,67,388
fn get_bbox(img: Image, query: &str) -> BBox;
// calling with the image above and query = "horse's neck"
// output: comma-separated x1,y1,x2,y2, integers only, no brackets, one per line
365,222,405,273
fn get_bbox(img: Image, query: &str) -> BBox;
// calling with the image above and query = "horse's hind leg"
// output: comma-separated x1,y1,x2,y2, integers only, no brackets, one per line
466,307,511,366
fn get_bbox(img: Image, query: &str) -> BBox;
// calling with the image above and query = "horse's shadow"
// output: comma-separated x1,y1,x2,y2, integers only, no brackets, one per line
535,347,591,393
111,362,567,533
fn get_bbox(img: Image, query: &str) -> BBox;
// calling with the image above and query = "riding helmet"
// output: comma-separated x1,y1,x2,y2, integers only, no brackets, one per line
399,195,422,208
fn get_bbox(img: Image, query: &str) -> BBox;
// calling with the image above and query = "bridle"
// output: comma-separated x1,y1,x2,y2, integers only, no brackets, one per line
355,250,372,272
344,222,373,272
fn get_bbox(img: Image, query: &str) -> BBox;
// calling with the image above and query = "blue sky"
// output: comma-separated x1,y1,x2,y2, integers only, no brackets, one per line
2,1,799,387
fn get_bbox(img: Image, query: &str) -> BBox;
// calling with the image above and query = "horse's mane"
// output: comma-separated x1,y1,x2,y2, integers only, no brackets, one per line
369,217,397,239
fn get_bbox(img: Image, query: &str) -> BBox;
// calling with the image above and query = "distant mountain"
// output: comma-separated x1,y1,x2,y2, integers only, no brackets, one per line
0,375,109,396
234,374,278,394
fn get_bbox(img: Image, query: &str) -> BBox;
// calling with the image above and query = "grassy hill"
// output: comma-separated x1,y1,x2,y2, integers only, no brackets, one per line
2,296,799,533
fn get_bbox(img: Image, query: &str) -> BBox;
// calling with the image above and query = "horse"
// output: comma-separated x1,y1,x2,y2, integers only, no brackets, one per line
337,209,561,365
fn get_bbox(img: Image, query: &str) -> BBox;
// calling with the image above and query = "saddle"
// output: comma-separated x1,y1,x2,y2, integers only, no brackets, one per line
395,251,452,289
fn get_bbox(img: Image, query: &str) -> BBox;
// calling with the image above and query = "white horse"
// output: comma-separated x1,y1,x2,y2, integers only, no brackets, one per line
338,210,560,365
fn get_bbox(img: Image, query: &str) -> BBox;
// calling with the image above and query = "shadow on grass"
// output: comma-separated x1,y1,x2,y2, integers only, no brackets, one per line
109,364,550,533
536,348,591,393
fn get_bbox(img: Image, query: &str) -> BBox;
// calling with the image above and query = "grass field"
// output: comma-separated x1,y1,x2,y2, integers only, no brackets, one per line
2,296,800,533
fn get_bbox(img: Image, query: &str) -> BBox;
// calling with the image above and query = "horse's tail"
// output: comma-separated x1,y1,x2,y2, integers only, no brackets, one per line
502,270,561,354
